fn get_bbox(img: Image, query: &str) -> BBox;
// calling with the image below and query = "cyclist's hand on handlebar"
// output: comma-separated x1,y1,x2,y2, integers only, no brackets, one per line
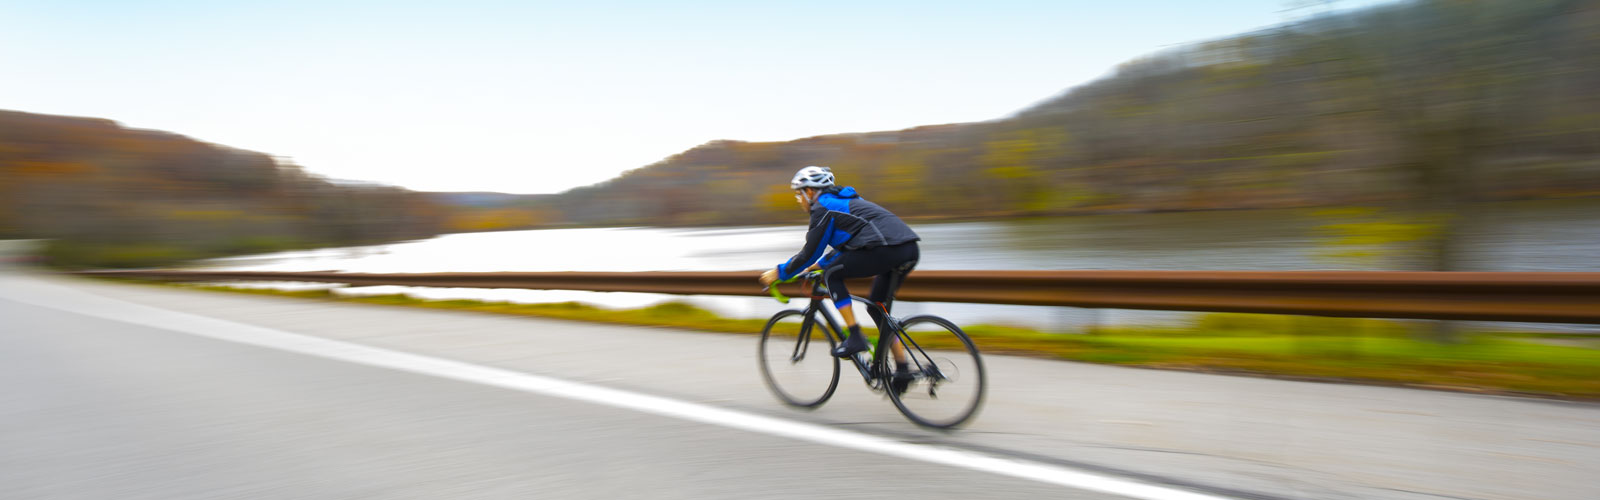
759,268,778,286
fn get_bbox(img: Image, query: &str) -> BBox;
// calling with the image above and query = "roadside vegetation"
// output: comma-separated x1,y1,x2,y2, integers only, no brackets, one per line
138,281,1600,400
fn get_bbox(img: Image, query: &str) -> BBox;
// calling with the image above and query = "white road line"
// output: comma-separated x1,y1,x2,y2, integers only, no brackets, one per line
0,276,1236,500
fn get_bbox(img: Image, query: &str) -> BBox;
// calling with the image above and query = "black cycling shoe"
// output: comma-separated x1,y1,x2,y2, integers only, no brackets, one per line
890,370,916,396
831,332,869,358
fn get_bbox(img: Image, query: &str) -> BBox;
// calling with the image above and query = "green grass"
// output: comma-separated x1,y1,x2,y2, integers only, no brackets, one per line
1079,335,1600,364
120,280,1600,400
1062,335,1600,396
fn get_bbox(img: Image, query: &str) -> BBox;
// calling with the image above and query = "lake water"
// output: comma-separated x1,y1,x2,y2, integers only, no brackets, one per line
198,200,1600,331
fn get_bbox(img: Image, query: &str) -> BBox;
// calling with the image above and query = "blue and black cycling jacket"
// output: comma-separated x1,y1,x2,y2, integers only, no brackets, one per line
775,186,920,281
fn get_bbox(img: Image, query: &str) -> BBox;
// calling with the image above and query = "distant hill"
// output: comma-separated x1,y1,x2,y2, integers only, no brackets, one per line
425,192,556,232
0,110,446,268
534,0,1600,228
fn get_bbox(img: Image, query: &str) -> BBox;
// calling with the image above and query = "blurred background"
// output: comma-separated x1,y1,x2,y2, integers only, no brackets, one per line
2,0,1598,393
3,0,1597,269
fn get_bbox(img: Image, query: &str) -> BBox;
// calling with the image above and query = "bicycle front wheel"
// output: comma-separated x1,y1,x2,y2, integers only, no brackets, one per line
884,315,986,429
758,309,840,408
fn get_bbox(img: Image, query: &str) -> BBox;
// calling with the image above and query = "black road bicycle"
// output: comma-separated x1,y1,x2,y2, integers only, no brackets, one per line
759,271,986,429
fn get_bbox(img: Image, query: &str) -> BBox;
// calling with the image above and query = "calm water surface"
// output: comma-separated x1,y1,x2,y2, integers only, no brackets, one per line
200,201,1600,330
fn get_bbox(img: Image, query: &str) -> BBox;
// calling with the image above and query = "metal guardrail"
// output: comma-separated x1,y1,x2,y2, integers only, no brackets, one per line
77,269,1600,324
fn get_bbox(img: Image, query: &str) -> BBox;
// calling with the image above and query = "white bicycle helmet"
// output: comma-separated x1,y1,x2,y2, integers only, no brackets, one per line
789,166,835,190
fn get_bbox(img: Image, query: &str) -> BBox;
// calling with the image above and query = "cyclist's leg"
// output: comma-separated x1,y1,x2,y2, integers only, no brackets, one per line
824,243,919,358
864,241,918,326
822,253,867,357
822,246,902,357
820,264,860,332
866,243,918,368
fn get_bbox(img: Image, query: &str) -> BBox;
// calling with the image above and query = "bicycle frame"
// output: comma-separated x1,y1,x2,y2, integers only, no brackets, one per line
792,278,904,388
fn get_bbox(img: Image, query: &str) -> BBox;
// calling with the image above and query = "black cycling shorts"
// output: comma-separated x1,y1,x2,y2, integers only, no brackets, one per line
821,241,919,315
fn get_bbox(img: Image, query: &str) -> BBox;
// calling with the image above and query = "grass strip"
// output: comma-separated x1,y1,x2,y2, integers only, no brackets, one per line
129,281,1600,400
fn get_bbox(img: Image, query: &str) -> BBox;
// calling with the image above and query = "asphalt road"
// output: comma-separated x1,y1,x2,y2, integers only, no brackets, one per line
2,269,1597,500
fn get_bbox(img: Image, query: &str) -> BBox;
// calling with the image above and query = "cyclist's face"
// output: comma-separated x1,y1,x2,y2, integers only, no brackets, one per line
793,189,812,210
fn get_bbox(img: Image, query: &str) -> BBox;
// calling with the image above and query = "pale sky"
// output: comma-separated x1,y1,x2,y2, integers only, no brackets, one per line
1,0,1390,194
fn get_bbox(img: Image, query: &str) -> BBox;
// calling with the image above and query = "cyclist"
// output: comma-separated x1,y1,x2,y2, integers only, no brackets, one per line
759,166,921,391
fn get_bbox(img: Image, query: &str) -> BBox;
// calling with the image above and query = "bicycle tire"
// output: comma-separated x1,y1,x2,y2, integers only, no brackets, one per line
883,314,986,429
758,309,841,408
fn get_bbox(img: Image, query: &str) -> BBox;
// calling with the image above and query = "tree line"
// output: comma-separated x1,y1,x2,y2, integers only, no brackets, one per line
0,110,447,268
535,0,1600,239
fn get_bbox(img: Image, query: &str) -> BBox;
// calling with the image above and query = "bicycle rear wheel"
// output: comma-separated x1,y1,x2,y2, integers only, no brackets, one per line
758,309,840,408
884,315,986,429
